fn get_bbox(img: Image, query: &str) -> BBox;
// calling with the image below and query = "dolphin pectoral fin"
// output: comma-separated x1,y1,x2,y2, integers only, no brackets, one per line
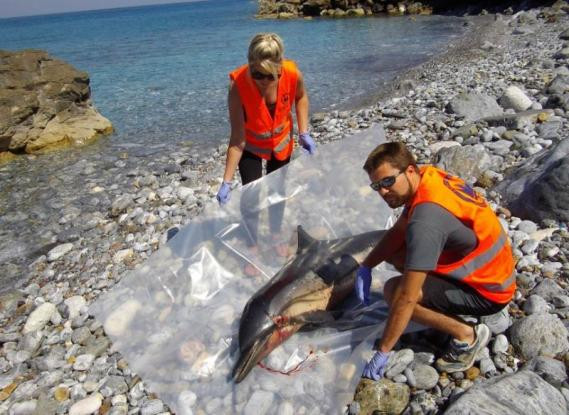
296,225,317,254
315,254,359,284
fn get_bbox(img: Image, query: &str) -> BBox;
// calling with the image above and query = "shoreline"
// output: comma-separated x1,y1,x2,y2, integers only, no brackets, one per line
2,3,569,414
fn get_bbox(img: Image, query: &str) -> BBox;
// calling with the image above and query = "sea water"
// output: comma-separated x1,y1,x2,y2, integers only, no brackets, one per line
0,0,465,153
0,0,466,286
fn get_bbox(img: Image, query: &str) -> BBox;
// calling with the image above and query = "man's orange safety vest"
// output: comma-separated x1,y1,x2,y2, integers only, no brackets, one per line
229,60,298,160
407,166,516,304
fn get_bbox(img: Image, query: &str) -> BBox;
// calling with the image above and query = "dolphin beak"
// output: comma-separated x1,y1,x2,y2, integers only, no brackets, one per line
232,332,272,383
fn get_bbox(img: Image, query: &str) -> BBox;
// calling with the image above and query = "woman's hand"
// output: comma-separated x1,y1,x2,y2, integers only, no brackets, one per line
299,132,316,155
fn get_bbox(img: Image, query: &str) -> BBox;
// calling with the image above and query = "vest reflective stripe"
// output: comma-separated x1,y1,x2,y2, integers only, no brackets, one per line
273,133,291,153
230,60,298,160
481,271,516,292
445,231,508,281
245,122,287,141
408,166,516,304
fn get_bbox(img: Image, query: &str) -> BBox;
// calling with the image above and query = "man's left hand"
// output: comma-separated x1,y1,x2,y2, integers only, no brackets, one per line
362,351,391,381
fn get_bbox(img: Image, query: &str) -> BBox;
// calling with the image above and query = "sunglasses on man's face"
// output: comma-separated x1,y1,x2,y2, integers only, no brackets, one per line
250,70,281,81
370,170,404,191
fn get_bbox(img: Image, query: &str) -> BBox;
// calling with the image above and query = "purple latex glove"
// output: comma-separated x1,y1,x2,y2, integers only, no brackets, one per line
299,132,316,155
216,181,231,205
362,351,391,381
355,265,372,305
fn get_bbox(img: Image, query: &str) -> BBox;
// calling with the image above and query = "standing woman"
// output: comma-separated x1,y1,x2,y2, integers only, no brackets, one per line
216,32,315,205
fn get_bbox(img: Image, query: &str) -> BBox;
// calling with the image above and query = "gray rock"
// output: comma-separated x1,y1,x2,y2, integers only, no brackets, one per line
433,144,493,182
546,75,569,95
446,93,503,121
536,121,561,140
510,313,569,359
140,399,164,415
492,334,509,354
526,356,568,387
445,370,567,414
101,375,128,397
481,307,511,334
499,86,532,111
110,195,134,217
412,364,439,390
385,349,414,378
483,109,553,130
531,279,563,301
523,295,550,314
495,139,569,223
479,357,497,377
517,220,538,234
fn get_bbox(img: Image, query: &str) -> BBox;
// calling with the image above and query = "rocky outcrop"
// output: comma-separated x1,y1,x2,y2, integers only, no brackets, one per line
0,49,112,157
444,370,567,415
255,0,556,19
494,139,569,224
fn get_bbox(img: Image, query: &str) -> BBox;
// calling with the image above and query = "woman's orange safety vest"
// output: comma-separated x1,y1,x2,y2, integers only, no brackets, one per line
229,60,298,160
408,166,516,304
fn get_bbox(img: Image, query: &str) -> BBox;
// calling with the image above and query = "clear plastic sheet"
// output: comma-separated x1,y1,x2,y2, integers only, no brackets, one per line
91,125,413,415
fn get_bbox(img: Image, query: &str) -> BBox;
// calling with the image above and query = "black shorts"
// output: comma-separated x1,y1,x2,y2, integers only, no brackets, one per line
421,274,506,316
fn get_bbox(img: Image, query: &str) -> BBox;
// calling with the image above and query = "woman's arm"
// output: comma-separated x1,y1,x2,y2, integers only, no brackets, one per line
223,81,246,183
294,71,309,134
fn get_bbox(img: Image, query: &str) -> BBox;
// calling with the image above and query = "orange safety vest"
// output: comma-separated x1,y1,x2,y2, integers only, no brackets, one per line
229,60,298,160
407,166,516,304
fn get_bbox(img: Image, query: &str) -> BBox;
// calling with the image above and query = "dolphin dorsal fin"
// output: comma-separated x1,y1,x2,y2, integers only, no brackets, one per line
297,225,317,254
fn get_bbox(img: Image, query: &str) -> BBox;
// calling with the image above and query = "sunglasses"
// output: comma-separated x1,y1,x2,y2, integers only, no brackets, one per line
250,70,281,81
370,170,404,191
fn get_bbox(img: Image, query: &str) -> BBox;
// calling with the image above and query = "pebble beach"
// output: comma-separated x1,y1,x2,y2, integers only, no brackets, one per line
2,2,569,415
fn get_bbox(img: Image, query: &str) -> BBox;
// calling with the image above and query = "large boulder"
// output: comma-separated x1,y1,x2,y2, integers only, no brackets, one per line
352,378,409,415
0,49,112,157
494,139,569,223
445,370,567,414
509,313,569,360
445,92,503,121
432,144,495,182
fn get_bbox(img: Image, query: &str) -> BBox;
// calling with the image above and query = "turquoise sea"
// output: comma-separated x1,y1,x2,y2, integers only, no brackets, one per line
0,0,467,283
0,0,466,154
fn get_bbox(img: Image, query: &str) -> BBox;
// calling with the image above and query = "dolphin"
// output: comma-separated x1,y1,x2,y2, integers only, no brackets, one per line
232,226,385,383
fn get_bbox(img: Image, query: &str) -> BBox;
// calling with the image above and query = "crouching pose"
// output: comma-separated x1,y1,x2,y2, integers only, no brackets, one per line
356,142,515,379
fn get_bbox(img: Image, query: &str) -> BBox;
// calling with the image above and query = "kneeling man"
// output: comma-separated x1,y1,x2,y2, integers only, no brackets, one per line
356,142,515,379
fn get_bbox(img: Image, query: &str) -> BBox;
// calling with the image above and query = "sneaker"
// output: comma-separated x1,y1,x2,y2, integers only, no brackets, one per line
435,323,491,373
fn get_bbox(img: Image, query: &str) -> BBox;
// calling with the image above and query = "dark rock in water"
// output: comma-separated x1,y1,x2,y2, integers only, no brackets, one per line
509,313,569,360
445,92,503,122
353,378,409,415
445,370,567,414
494,139,569,223
0,49,112,156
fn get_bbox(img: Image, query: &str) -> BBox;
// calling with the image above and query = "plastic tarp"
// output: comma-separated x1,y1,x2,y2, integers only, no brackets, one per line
91,124,404,415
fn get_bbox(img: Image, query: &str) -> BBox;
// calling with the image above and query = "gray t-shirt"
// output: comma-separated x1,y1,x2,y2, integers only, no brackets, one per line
404,202,477,271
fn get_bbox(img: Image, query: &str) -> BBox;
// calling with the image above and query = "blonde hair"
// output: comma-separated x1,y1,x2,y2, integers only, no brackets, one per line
248,33,284,78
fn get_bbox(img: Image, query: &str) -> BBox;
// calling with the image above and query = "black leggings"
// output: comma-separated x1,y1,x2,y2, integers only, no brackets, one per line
238,150,290,185
238,150,290,246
